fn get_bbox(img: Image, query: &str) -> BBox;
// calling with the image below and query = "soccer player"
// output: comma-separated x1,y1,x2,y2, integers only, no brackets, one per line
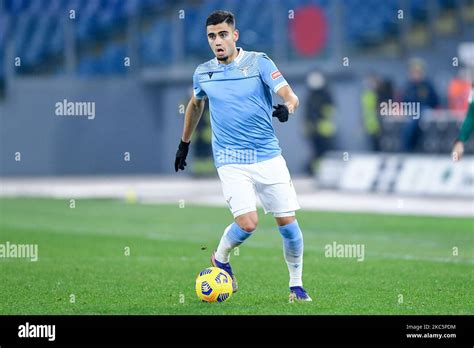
174,10,311,301
452,84,474,161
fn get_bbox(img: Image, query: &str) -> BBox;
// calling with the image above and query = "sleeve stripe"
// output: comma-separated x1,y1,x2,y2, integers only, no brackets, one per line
273,81,288,93
193,89,204,99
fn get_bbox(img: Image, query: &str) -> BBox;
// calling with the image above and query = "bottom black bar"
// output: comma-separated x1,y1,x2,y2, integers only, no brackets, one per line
0,315,472,347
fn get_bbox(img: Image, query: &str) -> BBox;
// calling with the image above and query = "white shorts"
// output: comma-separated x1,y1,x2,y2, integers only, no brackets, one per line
217,155,300,218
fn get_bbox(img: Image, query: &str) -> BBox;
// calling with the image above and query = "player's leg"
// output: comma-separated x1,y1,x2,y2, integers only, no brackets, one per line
275,214,301,286
212,212,257,293
275,213,311,301
212,164,258,292
214,211,258,264
255,155,311,301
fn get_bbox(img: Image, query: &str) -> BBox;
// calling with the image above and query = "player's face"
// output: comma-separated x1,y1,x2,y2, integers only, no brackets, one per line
206,22,239,62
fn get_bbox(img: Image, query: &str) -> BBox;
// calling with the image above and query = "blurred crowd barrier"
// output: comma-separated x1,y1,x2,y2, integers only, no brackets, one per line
317,151,474,197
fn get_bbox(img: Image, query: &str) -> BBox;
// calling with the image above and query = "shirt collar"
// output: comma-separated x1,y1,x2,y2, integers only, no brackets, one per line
234,47,244,64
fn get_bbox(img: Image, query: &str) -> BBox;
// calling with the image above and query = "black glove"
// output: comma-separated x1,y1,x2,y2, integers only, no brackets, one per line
174,140,190,172
272,104,289,122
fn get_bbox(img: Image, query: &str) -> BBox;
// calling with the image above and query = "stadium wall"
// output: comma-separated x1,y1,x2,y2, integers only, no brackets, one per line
1,78,165,176
1,77,334,176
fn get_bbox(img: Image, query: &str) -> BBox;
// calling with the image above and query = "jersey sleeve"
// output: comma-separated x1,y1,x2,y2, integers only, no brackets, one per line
257,54,288,93
193,68,207,100
458,101,474,142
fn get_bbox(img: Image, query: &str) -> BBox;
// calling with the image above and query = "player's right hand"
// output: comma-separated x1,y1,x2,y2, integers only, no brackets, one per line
175,140,190,172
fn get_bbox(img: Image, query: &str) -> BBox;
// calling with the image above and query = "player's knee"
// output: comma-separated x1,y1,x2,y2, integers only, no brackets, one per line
276,215,295,227
236,213,258,232
239,218,258,232
240,221,257,232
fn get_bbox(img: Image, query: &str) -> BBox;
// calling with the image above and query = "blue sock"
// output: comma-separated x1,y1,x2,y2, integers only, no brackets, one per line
216,222,253,263
278,220,303,287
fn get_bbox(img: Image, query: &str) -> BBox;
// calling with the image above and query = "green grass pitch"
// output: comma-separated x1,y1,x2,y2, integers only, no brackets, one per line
0,198,472,315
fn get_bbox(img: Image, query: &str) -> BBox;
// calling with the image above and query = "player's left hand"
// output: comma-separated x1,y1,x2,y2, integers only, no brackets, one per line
272,104,289,122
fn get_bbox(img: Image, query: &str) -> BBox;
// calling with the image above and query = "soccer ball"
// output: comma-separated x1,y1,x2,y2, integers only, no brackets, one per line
195,267,233,302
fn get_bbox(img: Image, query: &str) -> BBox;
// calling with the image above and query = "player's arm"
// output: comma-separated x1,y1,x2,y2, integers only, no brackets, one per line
175,95,206,172
182,95,206,143
258,54,298,123
457,101,474,143
175,67,208,172
271,85,299,123
276,85,299,114
452,101,474,161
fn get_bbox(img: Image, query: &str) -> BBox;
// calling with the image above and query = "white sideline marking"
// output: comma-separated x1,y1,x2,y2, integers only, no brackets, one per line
1,176,473,217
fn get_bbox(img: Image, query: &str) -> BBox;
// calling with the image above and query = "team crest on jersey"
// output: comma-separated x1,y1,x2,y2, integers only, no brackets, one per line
208,72,214,79
239,67,249,77
271,70,282,80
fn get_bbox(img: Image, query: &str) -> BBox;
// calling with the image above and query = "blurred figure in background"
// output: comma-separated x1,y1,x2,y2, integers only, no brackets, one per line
361,74,380,151
452,83,474,161
305,70,335,174
361,73,394,151
447,66,472,116
377,77,395,110
401,58,439,152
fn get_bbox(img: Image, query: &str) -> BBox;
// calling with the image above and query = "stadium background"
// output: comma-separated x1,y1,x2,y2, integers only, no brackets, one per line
0,0,473,315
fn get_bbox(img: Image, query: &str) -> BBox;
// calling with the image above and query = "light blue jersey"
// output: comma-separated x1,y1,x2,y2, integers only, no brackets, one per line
193,48,288,168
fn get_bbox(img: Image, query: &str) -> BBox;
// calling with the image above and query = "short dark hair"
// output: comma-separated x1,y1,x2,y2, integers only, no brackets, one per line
206,10,235,28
